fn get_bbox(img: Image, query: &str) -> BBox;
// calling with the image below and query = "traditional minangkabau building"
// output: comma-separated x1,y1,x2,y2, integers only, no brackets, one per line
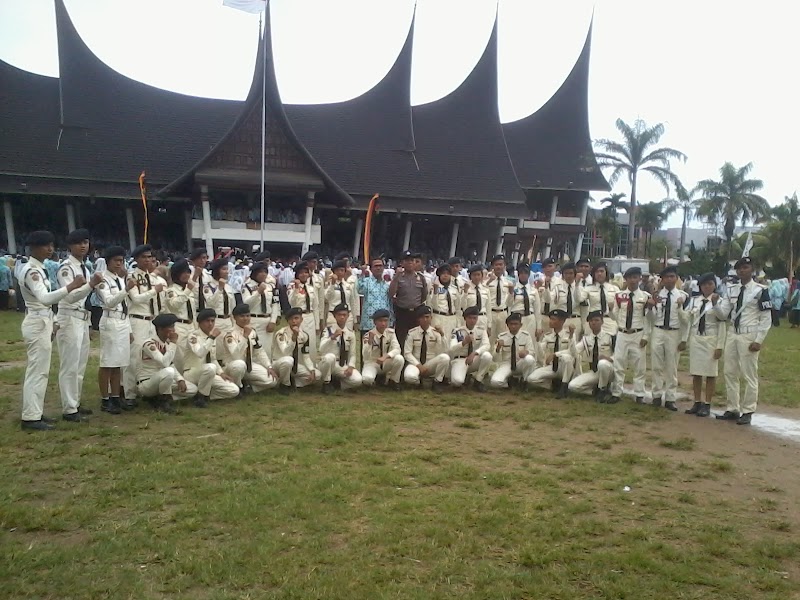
0,0,608,262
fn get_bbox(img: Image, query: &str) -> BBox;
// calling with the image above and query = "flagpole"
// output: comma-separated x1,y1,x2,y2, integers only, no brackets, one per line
259,4,267,250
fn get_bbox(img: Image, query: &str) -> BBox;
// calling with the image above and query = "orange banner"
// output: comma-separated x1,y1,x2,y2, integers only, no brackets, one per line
363,194,379,263
138,171,149,244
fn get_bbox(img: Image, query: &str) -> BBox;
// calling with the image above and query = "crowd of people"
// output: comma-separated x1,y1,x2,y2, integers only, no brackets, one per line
7,227,781,432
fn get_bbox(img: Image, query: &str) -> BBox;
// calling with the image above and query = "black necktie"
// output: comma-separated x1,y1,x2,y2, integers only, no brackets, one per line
222,284,229,316
522,286,530,315
245,333,252,372
205,350,212,364
198,272,206,310
185,287,193,321
553,334,560,372
115,278,128,315
339,282,346,306
379,335,384,357
734,286,745,330
544,280,551,313
420,331,428,364
663,291,671,328
260,287,267,314
467,331,474,355
145,274,155,316
566,285,573,316
626,292,634,330
339,332,347,367
511,336,517,371
80,263,92,309
599,284,607,315
445,286,452,314
292,340,299,373
150,274,162,313
496,279,502,306
699,299,708,334
475,287,482,312
591,335,599,372
303,284,311,312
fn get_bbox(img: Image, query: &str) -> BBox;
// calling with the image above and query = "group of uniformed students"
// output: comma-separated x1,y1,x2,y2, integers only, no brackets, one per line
17,231,772,431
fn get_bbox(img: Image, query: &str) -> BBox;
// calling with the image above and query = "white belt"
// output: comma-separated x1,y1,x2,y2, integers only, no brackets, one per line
102,310,127,320
732,325,762,335
60,307,90,321
26,309,53,318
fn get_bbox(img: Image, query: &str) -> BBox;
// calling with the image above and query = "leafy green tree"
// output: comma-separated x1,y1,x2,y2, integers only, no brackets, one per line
637,201,672,256
594,119,687,257
662,181,699,260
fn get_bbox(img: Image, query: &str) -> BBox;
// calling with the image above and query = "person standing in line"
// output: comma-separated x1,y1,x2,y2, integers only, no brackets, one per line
188,248,212,312
19,231,86,431
461,264,489,332
546,262,582,334
325,260,359,331
358,257,393,338
486,254,514,345
714,257,772,425
165,259,197,371
427,263,461,343
287,261,319,360
95,246,132,415
648,266,689,411
609,267,652,404
683,273,725,418
536,257,559,322
203,258,237,345
56,229,104,421
361,309,404,390
301,251,326,336
510,263,541,341
577,261,620,336
241,263,278,359
388,251,427,350
0,256,13,310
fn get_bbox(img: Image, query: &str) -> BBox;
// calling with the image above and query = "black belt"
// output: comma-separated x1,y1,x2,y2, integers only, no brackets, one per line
432,310,455,316
251,314,269,318
395,306,419,312
621,328,643,334
568,314,580,319
491,308,508,313
177,318,192,325
137,378,150,384
217,314,231,318
131,314,154,321
657,326,678,330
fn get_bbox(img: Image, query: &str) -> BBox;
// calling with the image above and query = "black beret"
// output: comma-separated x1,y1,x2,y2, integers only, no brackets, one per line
196,308,217,323
334,252,350,261
189,247,208,260
516,263,531,273
332,260,348,270
65,228,91,245
401,250,415,260
332,303,350,314
415,305,432,318
436,264,452,276
576,258,591,267
170,259,191,282
490,254,506,264
294,261,310,274
506,311,522,323
301,251,318,261
468,264,484,275
254,251,271,262
734,256,753,269
249,264,267,278
624,266,642,278
232,303,250,316
103,245,126,260
587,310,604,321
286,307,304,318
542,258,557,266
463,306,480,317
561,262,577,273
372,309,391,320
209,258,229,276
698,272,717,286
153,313,179,329
591,261,608,275
26,230,55,247
132,244,152,258
548,309,568,319
660,265,678,276
447,257,462,266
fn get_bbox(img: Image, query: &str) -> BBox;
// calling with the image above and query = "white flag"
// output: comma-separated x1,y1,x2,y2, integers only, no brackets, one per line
223,0,266,14
742,231,754,257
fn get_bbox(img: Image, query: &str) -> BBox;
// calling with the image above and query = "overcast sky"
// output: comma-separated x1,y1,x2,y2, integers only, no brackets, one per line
1,0,798,229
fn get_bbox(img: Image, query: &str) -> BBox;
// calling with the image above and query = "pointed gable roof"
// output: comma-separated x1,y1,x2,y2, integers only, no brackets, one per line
53,0,243,187
502,24,609,192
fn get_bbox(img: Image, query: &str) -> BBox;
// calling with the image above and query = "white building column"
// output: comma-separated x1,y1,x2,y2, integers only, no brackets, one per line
200,185,213,257
125,207,136,251
494,223,505,257
449,221,460,257
402,219,412,251
549,195,559,225
574,195,590,261
3,200,16,254
302,195,314,255
184,207,193,252
479,239,489,264
353,218,363,260
66,203,76,232
544,238,553,259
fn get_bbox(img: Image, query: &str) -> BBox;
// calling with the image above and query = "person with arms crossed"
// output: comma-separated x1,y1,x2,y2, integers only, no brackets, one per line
361,309,404,389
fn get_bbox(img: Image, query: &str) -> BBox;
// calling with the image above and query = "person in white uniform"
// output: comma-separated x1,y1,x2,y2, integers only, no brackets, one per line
165,259,197,370
319,303,363,393
528,310,576,397
188,248,212,312
287,261,319,361
273,307,320,389
683,272,726,418
427,264,461,343
568,311,616,401
361,309,404,389
241,263,278,359
648,265,689,411
19,231,85,431
577,261,619,336
490,312,537,389
95,246,132,415
403,305,450,388
461,264,489,332
714,257,772,425
609,266,652,404
325,260,360,331
183,308,240,406
56,229,104,420
136,313,198,414
203,258,237,348
449,305,492,391
510,263,541,340
486,254,514,344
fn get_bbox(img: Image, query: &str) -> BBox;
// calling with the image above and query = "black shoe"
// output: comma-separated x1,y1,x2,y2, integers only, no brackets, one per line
278,384,292,395
473,380,486,393
607,395,621,405
157,396,177,414
101,398,122,415
557,383,569,398
736,412,753,425
685,402,701,415
77,406,93,415
664,401,678,412
193,395,209,408
715,410,740,421
652,397,662,408
121,398,137,410
322,382,333,395
431,380,442,392
635,396,645,404
387,381,400,391
41,416,57,424
697,403,711,417
242,384,254,396
21,419,55,431
62,412,89,423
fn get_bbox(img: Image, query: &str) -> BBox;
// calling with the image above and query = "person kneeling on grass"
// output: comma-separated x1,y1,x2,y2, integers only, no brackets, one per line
137,313,198,414
274,307,321,391
489,311,536,389
527,309,575,398
319,303,363,394
362,309,404,390
568,311,616,402
183,308,240,407
403,305,450,389
221,304,291,395
449,305,492,391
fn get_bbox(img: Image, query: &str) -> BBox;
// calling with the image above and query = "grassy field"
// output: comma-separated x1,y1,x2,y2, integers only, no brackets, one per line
2,310,800,599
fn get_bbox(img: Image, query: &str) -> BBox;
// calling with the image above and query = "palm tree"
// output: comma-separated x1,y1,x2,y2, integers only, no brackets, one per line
599,192,630,215
637,201,671,256
765,193,800,277
695,162,770,259
594,119,687,257
662,181,699,261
